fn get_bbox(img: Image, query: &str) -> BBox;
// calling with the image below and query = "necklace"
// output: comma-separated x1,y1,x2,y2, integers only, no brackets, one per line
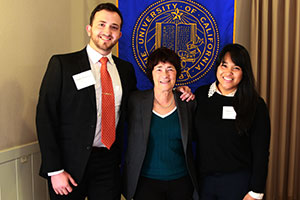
154,96,174,109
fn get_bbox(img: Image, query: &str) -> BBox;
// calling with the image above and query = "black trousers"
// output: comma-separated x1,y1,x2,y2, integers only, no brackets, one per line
134,175,194,200
48,147,121,200
199,170,251,200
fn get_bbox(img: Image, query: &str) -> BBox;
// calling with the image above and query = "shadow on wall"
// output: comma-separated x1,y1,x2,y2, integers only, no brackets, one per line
0,80,37,150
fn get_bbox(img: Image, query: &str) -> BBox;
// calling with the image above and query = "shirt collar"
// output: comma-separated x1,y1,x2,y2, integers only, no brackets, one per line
86,44,114,65
208,81,237,98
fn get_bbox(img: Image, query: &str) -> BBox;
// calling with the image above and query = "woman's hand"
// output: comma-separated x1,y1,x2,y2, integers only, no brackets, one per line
243,193,258,200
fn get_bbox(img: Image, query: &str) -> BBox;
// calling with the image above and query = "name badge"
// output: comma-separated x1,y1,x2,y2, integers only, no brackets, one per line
72,70,96,90
222,106,236,119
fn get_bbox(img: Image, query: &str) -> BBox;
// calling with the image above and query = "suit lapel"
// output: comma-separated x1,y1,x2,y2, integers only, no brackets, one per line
77,48,97,108
141,90,154,143
174,92,188,153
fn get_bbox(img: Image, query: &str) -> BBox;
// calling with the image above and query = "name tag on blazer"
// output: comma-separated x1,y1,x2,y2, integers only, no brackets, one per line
72,70,96,90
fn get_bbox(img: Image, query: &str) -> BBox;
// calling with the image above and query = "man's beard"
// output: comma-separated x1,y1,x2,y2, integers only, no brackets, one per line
91,33,118,53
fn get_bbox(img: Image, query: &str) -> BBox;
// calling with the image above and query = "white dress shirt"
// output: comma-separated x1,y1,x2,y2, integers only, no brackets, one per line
86,44,123,148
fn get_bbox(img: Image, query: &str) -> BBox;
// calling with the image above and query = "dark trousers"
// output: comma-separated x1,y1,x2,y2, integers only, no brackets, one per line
199,170,251,200
134,175,194,200
48,147,121,200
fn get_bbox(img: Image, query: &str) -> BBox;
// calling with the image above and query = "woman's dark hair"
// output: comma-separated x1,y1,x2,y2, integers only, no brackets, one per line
215,43,259,135
146,47,181,84
89,3,123,28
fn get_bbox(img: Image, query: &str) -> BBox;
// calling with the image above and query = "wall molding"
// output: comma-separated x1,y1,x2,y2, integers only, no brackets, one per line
0,142,40,164
0,141,49,200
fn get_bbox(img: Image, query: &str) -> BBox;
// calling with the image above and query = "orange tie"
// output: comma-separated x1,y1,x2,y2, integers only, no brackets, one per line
100,57,115,149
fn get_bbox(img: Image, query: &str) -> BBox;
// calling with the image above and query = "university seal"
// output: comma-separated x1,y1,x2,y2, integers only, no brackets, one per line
132,0,220,86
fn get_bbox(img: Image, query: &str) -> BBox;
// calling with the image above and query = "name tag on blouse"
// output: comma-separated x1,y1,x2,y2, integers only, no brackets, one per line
222,106,236,119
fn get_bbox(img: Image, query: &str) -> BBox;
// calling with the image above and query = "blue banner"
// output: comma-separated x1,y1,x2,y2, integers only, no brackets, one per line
118,0,235,91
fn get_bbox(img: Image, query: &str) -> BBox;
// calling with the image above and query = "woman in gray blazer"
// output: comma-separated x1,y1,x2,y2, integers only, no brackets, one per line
123,47,198,200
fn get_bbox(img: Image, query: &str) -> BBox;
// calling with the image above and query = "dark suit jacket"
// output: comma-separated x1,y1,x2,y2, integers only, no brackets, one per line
36,48,136,182
123,89,199,200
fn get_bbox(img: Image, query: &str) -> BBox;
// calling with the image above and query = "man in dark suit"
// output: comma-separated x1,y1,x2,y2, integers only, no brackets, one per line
36,3,136,200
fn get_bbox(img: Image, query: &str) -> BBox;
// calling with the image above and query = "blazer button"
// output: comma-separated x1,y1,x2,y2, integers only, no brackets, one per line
86,146,91,150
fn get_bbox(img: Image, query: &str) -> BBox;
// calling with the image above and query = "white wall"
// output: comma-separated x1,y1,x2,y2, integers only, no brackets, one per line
0,0,89,150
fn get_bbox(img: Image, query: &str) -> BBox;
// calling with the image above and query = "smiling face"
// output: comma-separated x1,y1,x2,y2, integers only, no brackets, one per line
86,9,122,55
216,52,243,95
152,61,177,92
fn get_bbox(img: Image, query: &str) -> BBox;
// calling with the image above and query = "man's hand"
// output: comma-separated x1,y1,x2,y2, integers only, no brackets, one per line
176,86,195,102
51,171,78,195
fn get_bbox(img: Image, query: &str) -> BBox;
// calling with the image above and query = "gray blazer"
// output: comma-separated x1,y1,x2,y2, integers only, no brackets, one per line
122,89,198,199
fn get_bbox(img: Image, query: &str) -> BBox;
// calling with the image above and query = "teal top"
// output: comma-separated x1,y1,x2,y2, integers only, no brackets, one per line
141,108,188,180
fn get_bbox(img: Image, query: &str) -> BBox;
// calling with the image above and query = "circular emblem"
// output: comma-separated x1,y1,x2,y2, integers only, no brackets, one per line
132,0,219,86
